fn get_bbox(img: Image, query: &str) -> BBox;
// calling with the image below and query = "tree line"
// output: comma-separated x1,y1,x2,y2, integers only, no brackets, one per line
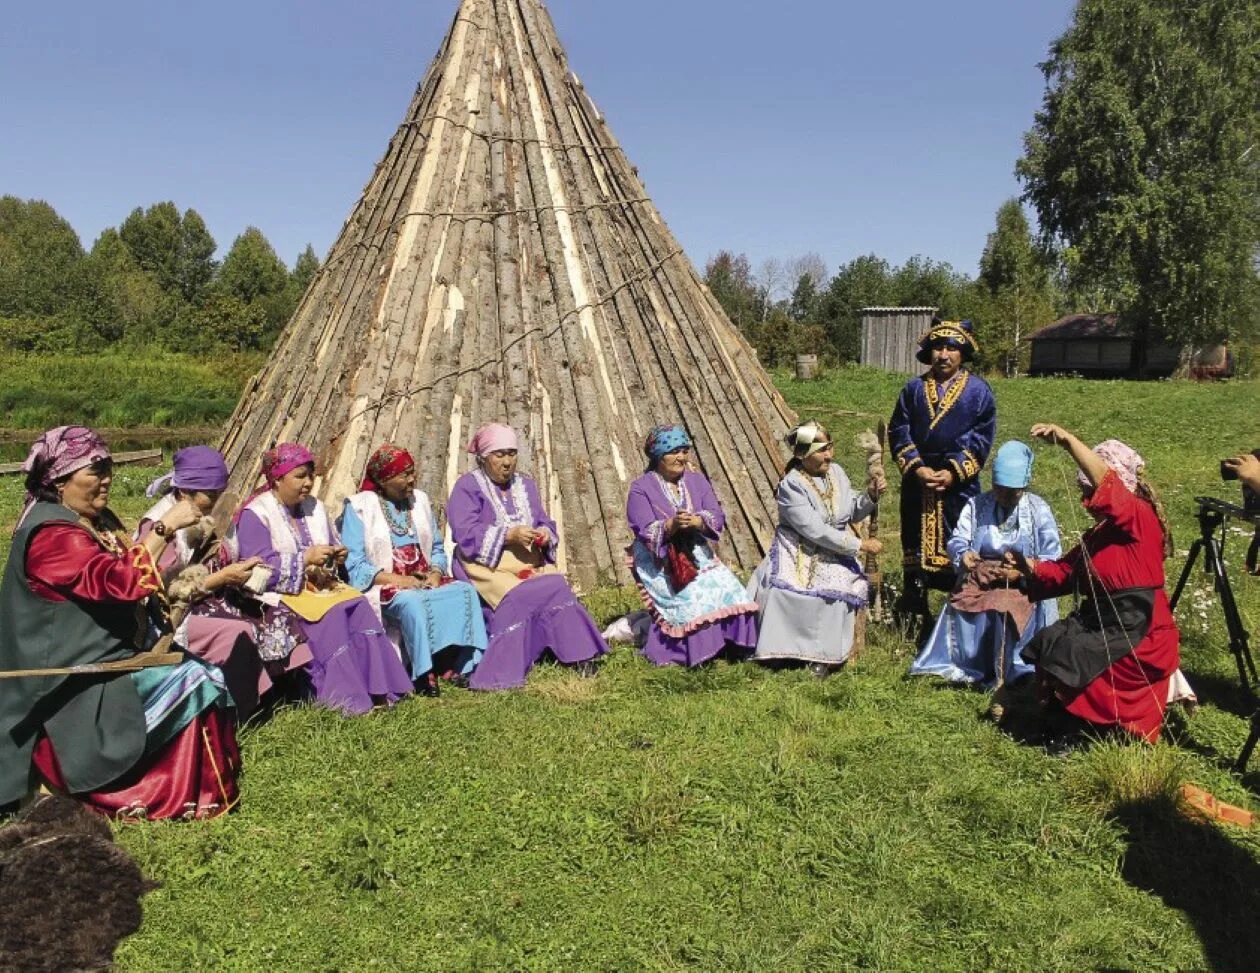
704,197,1058,376
709,0,1259,376
0,197,318,354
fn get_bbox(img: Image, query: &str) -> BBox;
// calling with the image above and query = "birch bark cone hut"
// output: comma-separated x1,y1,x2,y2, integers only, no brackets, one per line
219,0,796,588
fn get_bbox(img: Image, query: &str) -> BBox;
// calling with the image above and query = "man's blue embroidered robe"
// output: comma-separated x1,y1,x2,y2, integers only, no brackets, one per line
888,370,997,584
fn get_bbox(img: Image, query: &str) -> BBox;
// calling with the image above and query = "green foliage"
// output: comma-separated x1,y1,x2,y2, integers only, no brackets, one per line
291,243,320,295
118,202,218,303
975,200,1058,376
1018,0,1260,351
0,196,86,318
0,351,264,432
0,196,302,354
702,250,763,334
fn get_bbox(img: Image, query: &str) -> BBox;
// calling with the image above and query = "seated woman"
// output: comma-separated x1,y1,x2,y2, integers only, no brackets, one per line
231,443,414,715
0,426,239,820
447,423,606,690
910,440,1061,688
1008,427,1180,743
137,446,269,719
747,421,883,676
627,424,759,667
342,443,487,693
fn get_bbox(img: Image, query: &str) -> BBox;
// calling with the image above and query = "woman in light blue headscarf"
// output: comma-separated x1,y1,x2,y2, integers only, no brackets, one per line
625,424,759,667
909,440,1061,688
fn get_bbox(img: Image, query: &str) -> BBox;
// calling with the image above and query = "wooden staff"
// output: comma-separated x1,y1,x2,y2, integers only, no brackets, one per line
857,421,888,622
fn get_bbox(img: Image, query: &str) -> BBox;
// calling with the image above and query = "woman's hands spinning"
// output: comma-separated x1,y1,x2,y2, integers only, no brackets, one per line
666,511,704,536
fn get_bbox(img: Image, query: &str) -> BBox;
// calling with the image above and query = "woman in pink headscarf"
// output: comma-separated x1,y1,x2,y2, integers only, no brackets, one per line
446,423,607,689
230,442,414,715
0,426,239,819
1007,425,1180,745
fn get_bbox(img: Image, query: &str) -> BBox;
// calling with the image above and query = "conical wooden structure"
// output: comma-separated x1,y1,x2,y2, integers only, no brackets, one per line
221,0,795,586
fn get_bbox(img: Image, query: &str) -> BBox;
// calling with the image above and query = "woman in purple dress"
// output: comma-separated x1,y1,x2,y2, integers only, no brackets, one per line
626,424,759,667
230,443,414,715
136,446,270,719
447,423,606,690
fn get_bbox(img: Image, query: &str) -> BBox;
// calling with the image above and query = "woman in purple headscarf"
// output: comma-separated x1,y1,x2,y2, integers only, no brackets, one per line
447,423,607,690
136,446,270,718
230,442,414,715
0,426,240,820
627,424,759,667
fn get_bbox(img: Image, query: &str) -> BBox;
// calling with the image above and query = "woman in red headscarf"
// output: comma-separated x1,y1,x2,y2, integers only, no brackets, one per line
341,444,487,693
230,442,414,715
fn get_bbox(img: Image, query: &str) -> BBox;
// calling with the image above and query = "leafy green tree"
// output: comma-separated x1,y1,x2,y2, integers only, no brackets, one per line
703,251,762,334
0,196,86,317
291,244,320,294
816,255,896,362
118,202,217,302
977,199,1057,375
218,227,289,304
77,228,175,345
1017,0,1260,361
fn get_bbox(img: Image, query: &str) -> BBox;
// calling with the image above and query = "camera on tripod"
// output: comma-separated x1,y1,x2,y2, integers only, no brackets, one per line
1170,479,1260,770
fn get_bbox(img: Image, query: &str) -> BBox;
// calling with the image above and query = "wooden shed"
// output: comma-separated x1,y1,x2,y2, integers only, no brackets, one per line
1028,313,1180,377
860,307,936,374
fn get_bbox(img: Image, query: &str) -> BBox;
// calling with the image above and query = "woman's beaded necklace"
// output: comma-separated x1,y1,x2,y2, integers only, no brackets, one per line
377,494,416,539
801,466,837,517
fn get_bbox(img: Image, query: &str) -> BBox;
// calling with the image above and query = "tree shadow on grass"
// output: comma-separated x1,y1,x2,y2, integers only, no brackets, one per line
1112,796,1260,973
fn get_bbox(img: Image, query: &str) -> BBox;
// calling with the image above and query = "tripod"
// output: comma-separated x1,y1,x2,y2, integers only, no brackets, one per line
1169,497,1259,771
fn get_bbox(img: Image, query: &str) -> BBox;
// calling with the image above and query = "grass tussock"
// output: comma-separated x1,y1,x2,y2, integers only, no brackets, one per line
1064,739,1193,813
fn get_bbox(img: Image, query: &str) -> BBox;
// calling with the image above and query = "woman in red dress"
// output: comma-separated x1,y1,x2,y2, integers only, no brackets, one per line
0,426,240,819
1009,425,1179,743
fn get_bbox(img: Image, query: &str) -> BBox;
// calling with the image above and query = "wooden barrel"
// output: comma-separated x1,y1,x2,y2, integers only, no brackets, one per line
794,353,819,380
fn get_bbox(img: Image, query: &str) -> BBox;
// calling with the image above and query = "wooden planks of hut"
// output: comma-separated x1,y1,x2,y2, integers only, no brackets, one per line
859,308,936,374
219,0,796,588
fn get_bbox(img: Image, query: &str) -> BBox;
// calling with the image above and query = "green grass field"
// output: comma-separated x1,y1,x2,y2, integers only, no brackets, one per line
2,365,1259,970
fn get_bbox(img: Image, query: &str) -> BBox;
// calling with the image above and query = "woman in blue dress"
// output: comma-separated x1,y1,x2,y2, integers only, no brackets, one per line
341,444,487,694
910,440,1060,687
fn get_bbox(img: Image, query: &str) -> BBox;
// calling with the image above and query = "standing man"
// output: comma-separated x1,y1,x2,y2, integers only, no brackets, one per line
889,319,997,625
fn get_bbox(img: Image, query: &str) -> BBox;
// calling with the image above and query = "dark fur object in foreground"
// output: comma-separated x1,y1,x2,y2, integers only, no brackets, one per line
0,796,157,972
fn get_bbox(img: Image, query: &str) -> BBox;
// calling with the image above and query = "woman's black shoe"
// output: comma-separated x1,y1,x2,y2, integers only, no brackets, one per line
573,660,598,679
808,662,833,679
417,675,441,697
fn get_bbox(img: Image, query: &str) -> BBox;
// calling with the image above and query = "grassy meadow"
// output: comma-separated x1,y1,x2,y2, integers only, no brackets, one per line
1,362,1259,970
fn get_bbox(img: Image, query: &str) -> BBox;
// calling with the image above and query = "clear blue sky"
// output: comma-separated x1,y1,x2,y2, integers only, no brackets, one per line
1,0,1074,282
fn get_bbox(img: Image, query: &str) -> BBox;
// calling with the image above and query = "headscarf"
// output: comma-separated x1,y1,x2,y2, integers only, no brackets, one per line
361,443,415,492
644,424,692,465
916,318,978,364
261,442,315,486
21,425,111,512
1079,439,1144,493
466,423,518,457
784,420,831,459
145,445,230,498
992,440,1034,489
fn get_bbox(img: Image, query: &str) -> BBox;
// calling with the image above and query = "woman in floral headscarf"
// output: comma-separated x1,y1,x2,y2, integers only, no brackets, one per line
626,424,759,667
447,423,606,690
1007,425,1180,744
231,442,414,715
0,426,239,819
342,443,487,693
